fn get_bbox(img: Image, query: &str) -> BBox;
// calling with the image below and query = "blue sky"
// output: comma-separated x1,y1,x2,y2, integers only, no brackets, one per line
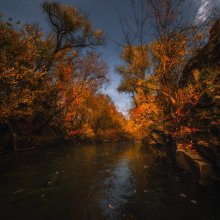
1,0,219,114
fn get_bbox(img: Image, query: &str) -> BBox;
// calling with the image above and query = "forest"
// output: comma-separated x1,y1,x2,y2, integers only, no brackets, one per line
0,0,220,219
0,1,131,151
116,0,220,168
1,0,219,167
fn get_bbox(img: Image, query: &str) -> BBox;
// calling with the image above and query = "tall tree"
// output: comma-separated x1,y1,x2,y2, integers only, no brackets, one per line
0,1,108,149
117,0,216,149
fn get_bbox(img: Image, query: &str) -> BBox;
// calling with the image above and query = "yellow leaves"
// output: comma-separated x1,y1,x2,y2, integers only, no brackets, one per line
175,84,201,107
80,123,95,138
175,126,198,137
0,20,48,121
171,82,203,150
151,33,188,74
94,29,103,40
177,142,193,151
54,51,108,138
192,69,200,83
129,94,160,138
194,32,205,42
55,51,65,60
121,45,149,75
132,101,158,119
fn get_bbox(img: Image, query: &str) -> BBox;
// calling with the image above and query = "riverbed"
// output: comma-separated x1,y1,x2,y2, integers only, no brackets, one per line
0,143,219,220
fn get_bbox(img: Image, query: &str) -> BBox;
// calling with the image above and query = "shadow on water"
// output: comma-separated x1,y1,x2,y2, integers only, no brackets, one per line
0,143,220,220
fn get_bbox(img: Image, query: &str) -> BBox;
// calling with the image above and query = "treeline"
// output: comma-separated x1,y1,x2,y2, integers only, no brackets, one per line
0,1,129,151
117,0,219,164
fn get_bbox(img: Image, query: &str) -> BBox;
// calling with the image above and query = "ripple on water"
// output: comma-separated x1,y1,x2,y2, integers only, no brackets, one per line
0,143,220,220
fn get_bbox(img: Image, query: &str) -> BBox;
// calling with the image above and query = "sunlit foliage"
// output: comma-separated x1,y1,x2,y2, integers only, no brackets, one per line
118,0,218,156
0,2,127,150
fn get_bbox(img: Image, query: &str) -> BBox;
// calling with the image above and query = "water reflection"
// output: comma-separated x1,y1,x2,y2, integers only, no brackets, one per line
0,143,220,220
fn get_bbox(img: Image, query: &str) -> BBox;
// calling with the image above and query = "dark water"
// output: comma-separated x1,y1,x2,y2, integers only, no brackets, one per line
0,143,220,220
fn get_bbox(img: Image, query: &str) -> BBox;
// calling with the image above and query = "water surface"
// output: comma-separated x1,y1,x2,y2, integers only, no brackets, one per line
0,143,219,220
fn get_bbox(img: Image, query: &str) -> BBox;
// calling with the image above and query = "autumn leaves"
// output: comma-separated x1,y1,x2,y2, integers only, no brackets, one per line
116,0,217,152
0,2,127,149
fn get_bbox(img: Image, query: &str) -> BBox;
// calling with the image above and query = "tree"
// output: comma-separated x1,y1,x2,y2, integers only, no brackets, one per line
117,45,150,103
118,0,216,153
0,1,108,149
57,52,108,138
42,1,104,54
0,18,50,149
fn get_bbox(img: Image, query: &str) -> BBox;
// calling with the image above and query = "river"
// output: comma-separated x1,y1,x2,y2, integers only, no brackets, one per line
0,143,219,220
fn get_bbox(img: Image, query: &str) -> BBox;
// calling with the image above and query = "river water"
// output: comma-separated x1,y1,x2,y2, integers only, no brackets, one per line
0,143,219,220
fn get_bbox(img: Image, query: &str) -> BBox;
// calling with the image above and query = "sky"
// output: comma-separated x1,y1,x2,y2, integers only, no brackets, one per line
0,0,219,114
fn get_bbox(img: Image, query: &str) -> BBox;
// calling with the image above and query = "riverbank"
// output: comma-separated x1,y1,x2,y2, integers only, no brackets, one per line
176,149,220,186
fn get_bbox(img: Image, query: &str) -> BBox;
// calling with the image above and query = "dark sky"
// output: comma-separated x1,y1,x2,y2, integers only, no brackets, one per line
1,0,219,114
